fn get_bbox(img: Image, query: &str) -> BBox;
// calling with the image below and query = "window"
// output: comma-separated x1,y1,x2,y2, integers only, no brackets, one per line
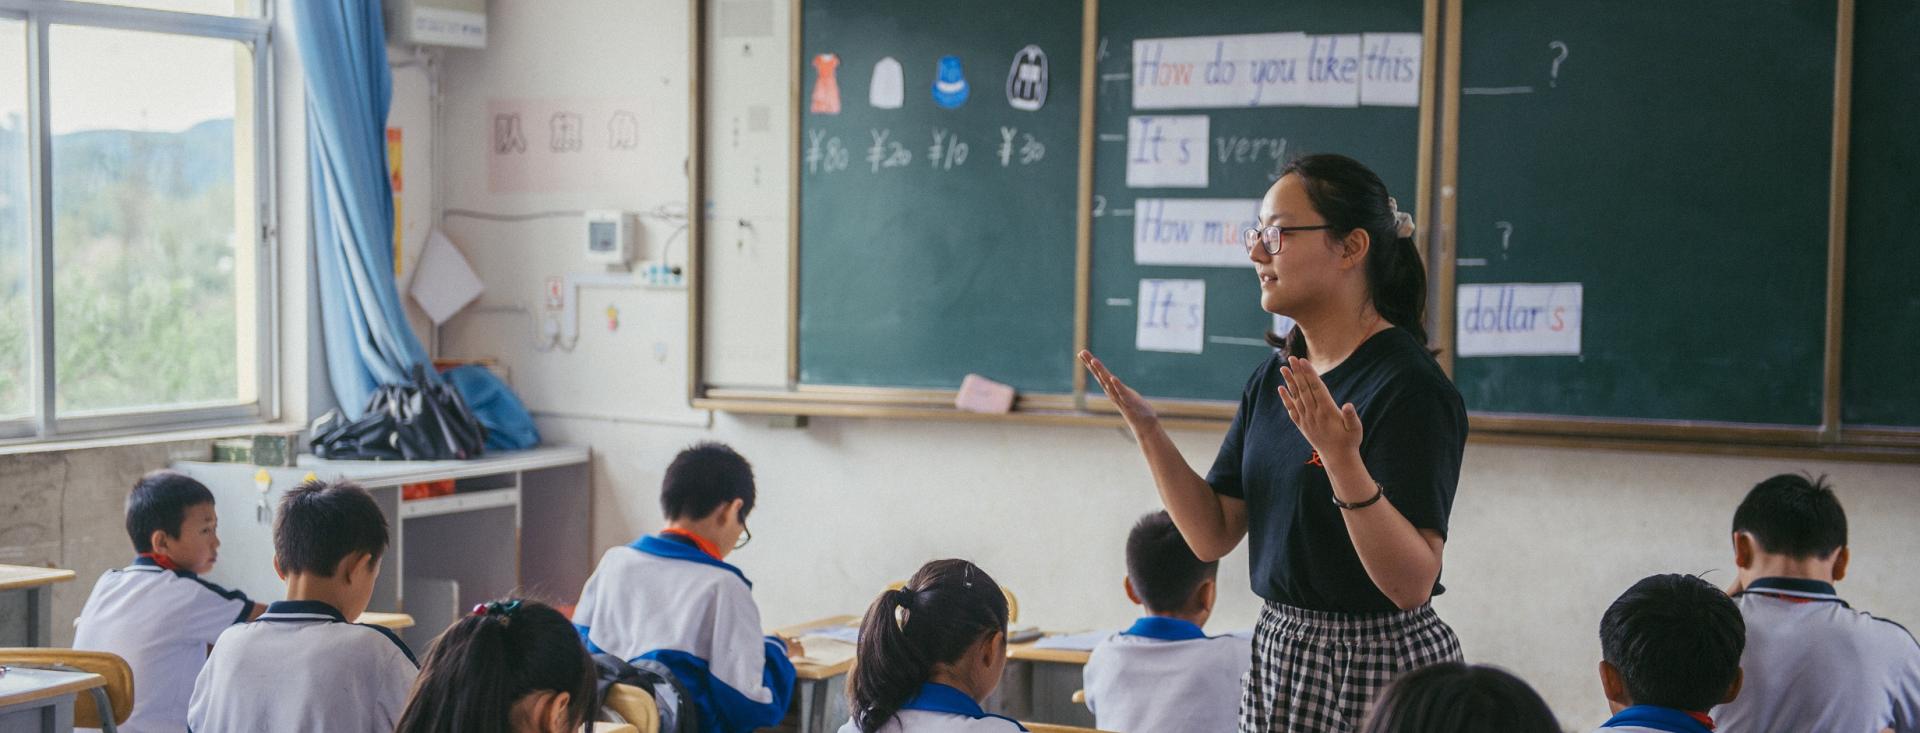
0,1,272,440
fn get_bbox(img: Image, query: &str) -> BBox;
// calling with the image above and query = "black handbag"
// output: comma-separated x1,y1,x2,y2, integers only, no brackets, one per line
310,365,487,461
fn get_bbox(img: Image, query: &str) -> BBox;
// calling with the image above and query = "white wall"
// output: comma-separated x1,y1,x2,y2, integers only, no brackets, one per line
433,2,1920,730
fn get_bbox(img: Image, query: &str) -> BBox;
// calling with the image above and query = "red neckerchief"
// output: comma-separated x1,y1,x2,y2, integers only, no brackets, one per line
1687,711,1716,730
660,528,723,560
137,552,180,571
1749,592,1816,604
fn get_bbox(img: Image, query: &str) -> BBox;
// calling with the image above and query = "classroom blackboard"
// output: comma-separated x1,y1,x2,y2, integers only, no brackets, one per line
1086,0,1426,403
796,0,1083,392
1451,0,1836,427
1842,0,1920,429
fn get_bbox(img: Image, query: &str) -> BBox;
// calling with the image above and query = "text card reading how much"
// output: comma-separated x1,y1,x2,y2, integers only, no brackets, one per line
1134,198,1260,267
1127,115,1209,188
1132,32,1421,110
1137,279,1207,354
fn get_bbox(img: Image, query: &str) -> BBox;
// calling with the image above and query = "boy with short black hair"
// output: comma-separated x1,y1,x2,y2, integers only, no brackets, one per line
1594,573,1744,733
188,479,417,733
572,442,798,733
1713,474,1920,733
73,471,262,733
1082,510,1250,733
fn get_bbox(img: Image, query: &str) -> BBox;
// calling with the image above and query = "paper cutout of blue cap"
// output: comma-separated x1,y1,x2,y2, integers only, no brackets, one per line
932,55,970,109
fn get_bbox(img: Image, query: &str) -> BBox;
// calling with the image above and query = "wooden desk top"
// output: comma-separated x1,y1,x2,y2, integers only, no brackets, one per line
775,615,859,680
356,612,416,630
587,723,638,733
1006,640,1093,665
0,565,75,593
0,666,105,708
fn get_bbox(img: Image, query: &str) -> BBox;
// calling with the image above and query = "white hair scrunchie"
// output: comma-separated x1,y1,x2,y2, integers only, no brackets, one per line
1388,197,1416,239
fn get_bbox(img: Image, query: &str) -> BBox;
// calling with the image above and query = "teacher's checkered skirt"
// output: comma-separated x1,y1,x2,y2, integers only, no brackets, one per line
1238,601,1462,733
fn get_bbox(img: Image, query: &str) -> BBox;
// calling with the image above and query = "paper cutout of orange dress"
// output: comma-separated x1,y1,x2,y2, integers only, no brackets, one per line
811,53,842,115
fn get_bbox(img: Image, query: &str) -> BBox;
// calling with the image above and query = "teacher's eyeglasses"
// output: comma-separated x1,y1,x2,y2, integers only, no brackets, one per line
1243,224,1335,255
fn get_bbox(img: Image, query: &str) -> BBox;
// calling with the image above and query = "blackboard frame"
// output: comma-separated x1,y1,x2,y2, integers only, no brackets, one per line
687,0,1920,461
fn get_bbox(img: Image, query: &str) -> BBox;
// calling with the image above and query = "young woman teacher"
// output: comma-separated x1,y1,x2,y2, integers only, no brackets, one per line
1081,154,1468,733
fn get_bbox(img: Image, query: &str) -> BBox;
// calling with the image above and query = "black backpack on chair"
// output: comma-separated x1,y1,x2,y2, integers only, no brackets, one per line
592,653,697,733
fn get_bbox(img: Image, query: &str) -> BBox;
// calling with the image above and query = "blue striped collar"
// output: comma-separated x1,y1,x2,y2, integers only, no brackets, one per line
631,534,752,588
1122,616,1207,641
1600,705,1714,733
259,600,347,623
902,683,1028,731
1742,577,1839,599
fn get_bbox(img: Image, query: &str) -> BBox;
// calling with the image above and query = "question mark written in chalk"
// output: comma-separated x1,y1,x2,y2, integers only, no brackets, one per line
1549,42,1569,87
1496,221,1513,259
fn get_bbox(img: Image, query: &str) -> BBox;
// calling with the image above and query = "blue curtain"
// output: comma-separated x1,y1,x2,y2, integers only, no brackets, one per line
295,0,430,418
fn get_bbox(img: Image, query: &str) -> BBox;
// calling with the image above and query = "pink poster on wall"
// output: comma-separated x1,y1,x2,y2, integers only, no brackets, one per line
487,97,649,193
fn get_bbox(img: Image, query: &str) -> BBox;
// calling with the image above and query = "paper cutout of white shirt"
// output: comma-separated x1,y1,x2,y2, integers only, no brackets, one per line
870,57,904,110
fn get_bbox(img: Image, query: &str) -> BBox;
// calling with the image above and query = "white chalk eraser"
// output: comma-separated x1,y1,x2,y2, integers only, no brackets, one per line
955,374,1016,414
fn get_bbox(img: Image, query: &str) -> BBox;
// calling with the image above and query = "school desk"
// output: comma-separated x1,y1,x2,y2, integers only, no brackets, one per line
0,566,76,648
989,639,1095,728
775,614,858,733
354,612,415,630
586,723,639,733
0,666,104,733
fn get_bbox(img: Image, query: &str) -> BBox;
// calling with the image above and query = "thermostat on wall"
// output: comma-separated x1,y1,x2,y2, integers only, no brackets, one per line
583,210,634,269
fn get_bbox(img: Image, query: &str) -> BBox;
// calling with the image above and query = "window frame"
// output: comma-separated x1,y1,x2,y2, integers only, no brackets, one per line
0,0,276,442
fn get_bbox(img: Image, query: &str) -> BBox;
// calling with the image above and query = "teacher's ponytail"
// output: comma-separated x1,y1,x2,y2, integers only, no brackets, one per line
1266,154,1432,357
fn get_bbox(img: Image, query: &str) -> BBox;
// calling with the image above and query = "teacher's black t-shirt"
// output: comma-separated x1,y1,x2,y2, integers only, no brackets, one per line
1206,327,1467,614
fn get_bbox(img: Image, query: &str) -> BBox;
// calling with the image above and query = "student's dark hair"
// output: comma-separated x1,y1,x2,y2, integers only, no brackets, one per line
125,470,216,553
1732,473,1846,559
396,599,595,733
1360,662,1561,733
849,559,1008,733
1264,154,1430,356
660,441,757,522
273,479,389,577
1599,573,1744,712
1125,510,1217,614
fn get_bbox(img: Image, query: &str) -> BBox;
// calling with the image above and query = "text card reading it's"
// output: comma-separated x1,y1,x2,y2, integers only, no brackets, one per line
1127,115,1209,188
1134,198,1260,267
1137,279,1207,354
1455,283,1583,357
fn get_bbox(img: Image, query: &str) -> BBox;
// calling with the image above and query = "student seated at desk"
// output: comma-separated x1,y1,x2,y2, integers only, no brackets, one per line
398,599,596,733
1081,510,1248,733
1592,574,1743,733
841,559,1024,733
1358,662,1559,733
1712,474,1920,733
73,470,263,733
188,479,419,733
571,442,798,733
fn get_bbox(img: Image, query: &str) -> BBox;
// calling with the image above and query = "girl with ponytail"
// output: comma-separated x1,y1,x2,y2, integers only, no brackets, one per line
397,599,597,733
1081,153,1469,732
840,559,1025,733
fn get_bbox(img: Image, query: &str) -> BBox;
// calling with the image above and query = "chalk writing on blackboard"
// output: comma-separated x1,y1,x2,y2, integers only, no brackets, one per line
928,128,969,170
806,129,850,173
866,129,913,172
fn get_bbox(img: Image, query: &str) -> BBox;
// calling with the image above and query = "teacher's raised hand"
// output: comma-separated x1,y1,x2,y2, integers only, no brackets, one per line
1080,350,1157,434
1277,355,1363,460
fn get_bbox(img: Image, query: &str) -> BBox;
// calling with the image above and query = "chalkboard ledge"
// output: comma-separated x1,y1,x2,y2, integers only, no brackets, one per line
694,388,1235,434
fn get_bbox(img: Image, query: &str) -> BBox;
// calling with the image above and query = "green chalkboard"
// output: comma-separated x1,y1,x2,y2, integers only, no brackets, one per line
1086,0,1426,403
1452,0,1836,426
797,0,1082,392
1843,0,1920,429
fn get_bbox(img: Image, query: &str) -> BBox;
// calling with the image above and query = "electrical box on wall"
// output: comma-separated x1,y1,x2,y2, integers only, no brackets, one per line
583,210,635,269
388,0,487,49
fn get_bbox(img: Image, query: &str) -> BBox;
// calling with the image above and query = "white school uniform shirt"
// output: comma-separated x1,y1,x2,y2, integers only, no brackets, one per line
1592,705,1716,733
571,533,796,733
1712,577,1920,733
1081,617,1250,733
186,600,418,733
70,556,252,733
836,683,1028,733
